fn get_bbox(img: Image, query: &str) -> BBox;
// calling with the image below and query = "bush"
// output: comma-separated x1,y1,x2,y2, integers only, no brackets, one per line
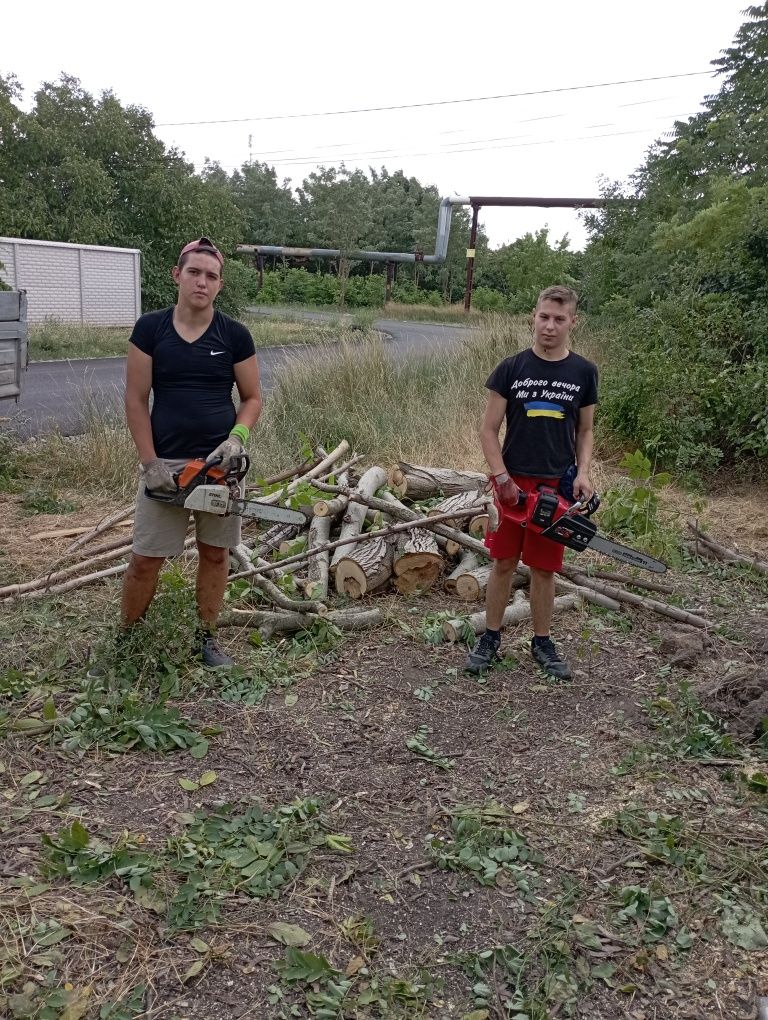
471,287,509,312
596,294,768,478
216,258,259,319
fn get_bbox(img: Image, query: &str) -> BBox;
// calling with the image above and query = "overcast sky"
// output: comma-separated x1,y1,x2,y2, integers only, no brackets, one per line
3,0,749,250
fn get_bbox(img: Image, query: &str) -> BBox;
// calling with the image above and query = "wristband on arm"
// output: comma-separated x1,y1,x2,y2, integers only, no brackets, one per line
229,424,250,445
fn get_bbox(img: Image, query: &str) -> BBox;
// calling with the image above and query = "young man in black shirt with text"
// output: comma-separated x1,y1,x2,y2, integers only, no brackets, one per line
465,285,597,680
93,238,262,671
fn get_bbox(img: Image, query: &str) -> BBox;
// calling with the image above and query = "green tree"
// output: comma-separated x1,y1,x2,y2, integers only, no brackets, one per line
231,161,302,246
0,74,244,311
476,229,579,311
298,166,374,306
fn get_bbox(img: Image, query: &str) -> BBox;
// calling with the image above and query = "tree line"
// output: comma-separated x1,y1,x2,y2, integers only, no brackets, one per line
0,72,582,312
2,2,766,475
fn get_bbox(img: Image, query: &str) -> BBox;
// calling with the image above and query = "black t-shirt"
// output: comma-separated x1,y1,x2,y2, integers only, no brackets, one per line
130,308,256,459
485,348,598,478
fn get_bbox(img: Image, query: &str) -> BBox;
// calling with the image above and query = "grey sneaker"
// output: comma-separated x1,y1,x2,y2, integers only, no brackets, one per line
198,632,234,668
531,637,572,681
464,631,501,675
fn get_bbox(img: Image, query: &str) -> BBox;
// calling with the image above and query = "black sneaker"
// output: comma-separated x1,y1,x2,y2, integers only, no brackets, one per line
198,632,234,668
531,637,572,681
464,631,501,675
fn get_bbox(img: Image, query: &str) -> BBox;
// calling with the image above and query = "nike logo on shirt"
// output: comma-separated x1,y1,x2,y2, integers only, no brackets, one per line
211,350,226,356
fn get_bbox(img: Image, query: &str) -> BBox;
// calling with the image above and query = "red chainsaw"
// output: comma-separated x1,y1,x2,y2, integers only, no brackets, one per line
494,485,667,574
145,454,306,526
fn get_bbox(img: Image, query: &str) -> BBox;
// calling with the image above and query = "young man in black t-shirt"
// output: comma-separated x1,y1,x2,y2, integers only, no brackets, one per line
465,285,598,680
92,238,262,672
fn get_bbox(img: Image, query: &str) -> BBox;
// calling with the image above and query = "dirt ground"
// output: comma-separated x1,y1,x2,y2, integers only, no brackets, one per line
1,484,768,1020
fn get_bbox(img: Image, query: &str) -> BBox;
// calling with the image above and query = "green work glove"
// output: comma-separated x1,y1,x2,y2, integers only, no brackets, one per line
142,458,176,494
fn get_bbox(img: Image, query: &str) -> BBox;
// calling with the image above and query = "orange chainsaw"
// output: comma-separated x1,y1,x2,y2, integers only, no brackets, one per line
145,454,306,526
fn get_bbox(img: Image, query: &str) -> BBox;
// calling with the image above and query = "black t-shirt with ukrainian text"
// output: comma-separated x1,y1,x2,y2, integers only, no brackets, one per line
129,308,256,459
485,348,598,478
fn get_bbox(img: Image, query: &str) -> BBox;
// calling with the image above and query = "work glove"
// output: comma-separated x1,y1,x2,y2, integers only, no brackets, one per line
205,434,244,470
491,471,520,507
142,458,176,494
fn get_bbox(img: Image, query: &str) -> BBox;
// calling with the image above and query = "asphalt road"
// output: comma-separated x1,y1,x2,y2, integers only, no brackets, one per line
3,313,474,439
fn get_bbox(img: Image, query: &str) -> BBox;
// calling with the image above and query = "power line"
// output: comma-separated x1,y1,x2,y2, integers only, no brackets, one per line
231,112,698,169
158,71,712,127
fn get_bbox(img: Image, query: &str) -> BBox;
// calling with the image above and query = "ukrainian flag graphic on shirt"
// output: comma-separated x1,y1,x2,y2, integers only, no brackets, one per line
524,400,566,420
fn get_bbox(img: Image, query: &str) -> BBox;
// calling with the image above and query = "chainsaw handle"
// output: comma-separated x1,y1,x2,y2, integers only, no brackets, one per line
204,451,250,482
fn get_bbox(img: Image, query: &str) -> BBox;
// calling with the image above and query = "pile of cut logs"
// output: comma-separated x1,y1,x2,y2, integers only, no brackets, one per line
2,440,727,640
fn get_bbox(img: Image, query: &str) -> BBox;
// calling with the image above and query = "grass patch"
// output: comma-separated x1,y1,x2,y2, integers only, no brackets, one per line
28,314,378,361
241,314,375,347
29,320,129,361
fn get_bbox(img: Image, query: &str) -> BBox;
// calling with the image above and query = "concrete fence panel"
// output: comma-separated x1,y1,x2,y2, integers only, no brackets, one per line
0,237,141,326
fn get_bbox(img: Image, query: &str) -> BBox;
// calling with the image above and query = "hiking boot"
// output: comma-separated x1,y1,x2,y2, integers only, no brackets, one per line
198,632,234,668
531,637,572,681
464,631,501,675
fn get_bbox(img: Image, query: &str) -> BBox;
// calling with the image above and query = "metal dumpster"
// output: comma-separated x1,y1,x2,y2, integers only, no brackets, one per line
0,291,28,401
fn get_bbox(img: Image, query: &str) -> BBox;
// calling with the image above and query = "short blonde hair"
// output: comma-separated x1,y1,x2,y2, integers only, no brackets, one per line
536,285,578,311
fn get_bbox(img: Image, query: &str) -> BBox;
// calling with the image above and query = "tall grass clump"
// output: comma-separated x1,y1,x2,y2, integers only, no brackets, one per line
253,315,538,472
34,394,138,500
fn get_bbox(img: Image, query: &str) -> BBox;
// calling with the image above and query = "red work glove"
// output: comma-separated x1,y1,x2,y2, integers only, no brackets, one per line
491,471,520,506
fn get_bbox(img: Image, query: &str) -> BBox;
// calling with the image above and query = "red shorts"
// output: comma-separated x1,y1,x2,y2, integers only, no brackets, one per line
484,475,565,572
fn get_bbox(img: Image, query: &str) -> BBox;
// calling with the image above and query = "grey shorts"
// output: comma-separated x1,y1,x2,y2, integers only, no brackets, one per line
132,459,241,558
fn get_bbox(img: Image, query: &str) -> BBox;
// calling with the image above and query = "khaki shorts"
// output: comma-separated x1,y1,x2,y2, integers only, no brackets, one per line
132,459,241,558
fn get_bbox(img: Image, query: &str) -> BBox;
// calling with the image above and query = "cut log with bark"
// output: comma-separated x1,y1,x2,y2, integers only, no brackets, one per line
687,521,768,576
218,607,383,637
388,463,486,500
445,551,480,593
335,536,394,598
468,514,489,538
312,471,350,519
442,592,580,643
393,529,442,594
454,563,493,601
259,440,350,506
305,516,332,600
559,564,709,628
330,466,388,573
428,491,486,529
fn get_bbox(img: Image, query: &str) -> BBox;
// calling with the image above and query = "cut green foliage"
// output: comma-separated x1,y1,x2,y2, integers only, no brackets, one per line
273,945,436,1018
603,803,706,874
614,885,684,944
98,985,147,1020
60,693,205,754
430,803,540,892
39,799,344,935
406,726,454,770
716,897,768,951
644,682,741,759
166,799,328,930
42,821,157,894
